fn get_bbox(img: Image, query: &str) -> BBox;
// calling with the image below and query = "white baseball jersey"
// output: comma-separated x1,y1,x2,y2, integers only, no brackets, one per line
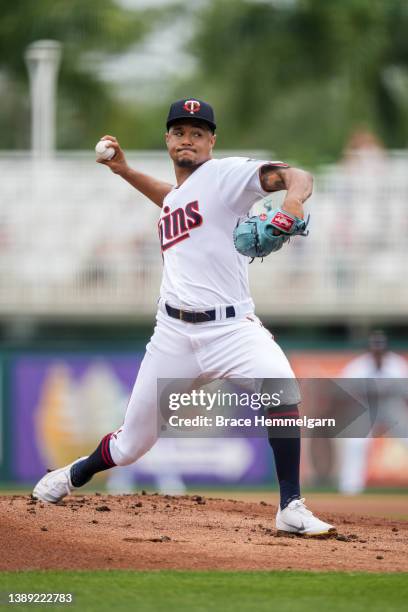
158,157,286,309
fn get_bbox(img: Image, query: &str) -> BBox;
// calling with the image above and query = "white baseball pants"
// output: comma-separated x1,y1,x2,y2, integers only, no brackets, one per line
109,300,296,466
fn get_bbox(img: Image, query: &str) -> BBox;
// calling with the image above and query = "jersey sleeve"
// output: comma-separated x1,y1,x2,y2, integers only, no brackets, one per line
217,157,289,216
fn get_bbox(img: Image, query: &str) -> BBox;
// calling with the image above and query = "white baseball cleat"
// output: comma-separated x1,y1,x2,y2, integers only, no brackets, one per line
276,498,336,537
32,457,88,503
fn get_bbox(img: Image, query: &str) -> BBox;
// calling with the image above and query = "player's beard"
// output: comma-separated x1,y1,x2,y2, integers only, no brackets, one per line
175,158,200,169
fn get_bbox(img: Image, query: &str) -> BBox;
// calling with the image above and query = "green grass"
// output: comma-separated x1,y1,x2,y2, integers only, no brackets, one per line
0,571,407,612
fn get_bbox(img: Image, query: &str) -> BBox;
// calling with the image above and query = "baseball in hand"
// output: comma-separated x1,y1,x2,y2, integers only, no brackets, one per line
95,139,115,161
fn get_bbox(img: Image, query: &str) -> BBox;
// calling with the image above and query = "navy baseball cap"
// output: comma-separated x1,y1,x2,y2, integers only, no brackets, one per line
166,98,216,132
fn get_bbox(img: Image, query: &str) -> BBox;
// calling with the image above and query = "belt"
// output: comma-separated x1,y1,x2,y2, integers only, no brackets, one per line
165,303,236,324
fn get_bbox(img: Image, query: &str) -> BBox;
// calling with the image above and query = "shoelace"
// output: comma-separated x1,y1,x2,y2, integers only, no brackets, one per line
289,498,313,517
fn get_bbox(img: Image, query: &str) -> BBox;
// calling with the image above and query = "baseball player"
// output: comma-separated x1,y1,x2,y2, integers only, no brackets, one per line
33,98,335,536
338,330,408,494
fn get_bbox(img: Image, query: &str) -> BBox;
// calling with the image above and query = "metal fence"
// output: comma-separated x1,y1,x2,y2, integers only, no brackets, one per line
1,150,407,322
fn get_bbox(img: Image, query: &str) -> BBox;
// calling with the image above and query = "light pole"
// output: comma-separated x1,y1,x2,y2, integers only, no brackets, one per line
25,40,62,158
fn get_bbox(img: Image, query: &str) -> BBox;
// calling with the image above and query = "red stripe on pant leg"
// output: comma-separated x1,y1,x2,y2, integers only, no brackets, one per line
102,433,115,467
101,434,112,466
107,434,116,466
103,435,113,467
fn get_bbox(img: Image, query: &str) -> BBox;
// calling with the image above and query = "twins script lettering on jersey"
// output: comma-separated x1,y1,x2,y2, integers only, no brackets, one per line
158,201,203,251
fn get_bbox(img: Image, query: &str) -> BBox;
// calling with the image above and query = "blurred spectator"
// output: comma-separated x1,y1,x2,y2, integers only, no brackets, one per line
342,128,386,169
338,330,408,494
328,128,390,298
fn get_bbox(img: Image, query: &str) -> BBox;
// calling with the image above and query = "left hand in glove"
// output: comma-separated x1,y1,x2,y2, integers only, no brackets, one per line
233,206,309,260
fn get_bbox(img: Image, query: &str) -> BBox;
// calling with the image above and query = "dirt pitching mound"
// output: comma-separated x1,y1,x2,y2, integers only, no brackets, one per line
1,494,407,572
